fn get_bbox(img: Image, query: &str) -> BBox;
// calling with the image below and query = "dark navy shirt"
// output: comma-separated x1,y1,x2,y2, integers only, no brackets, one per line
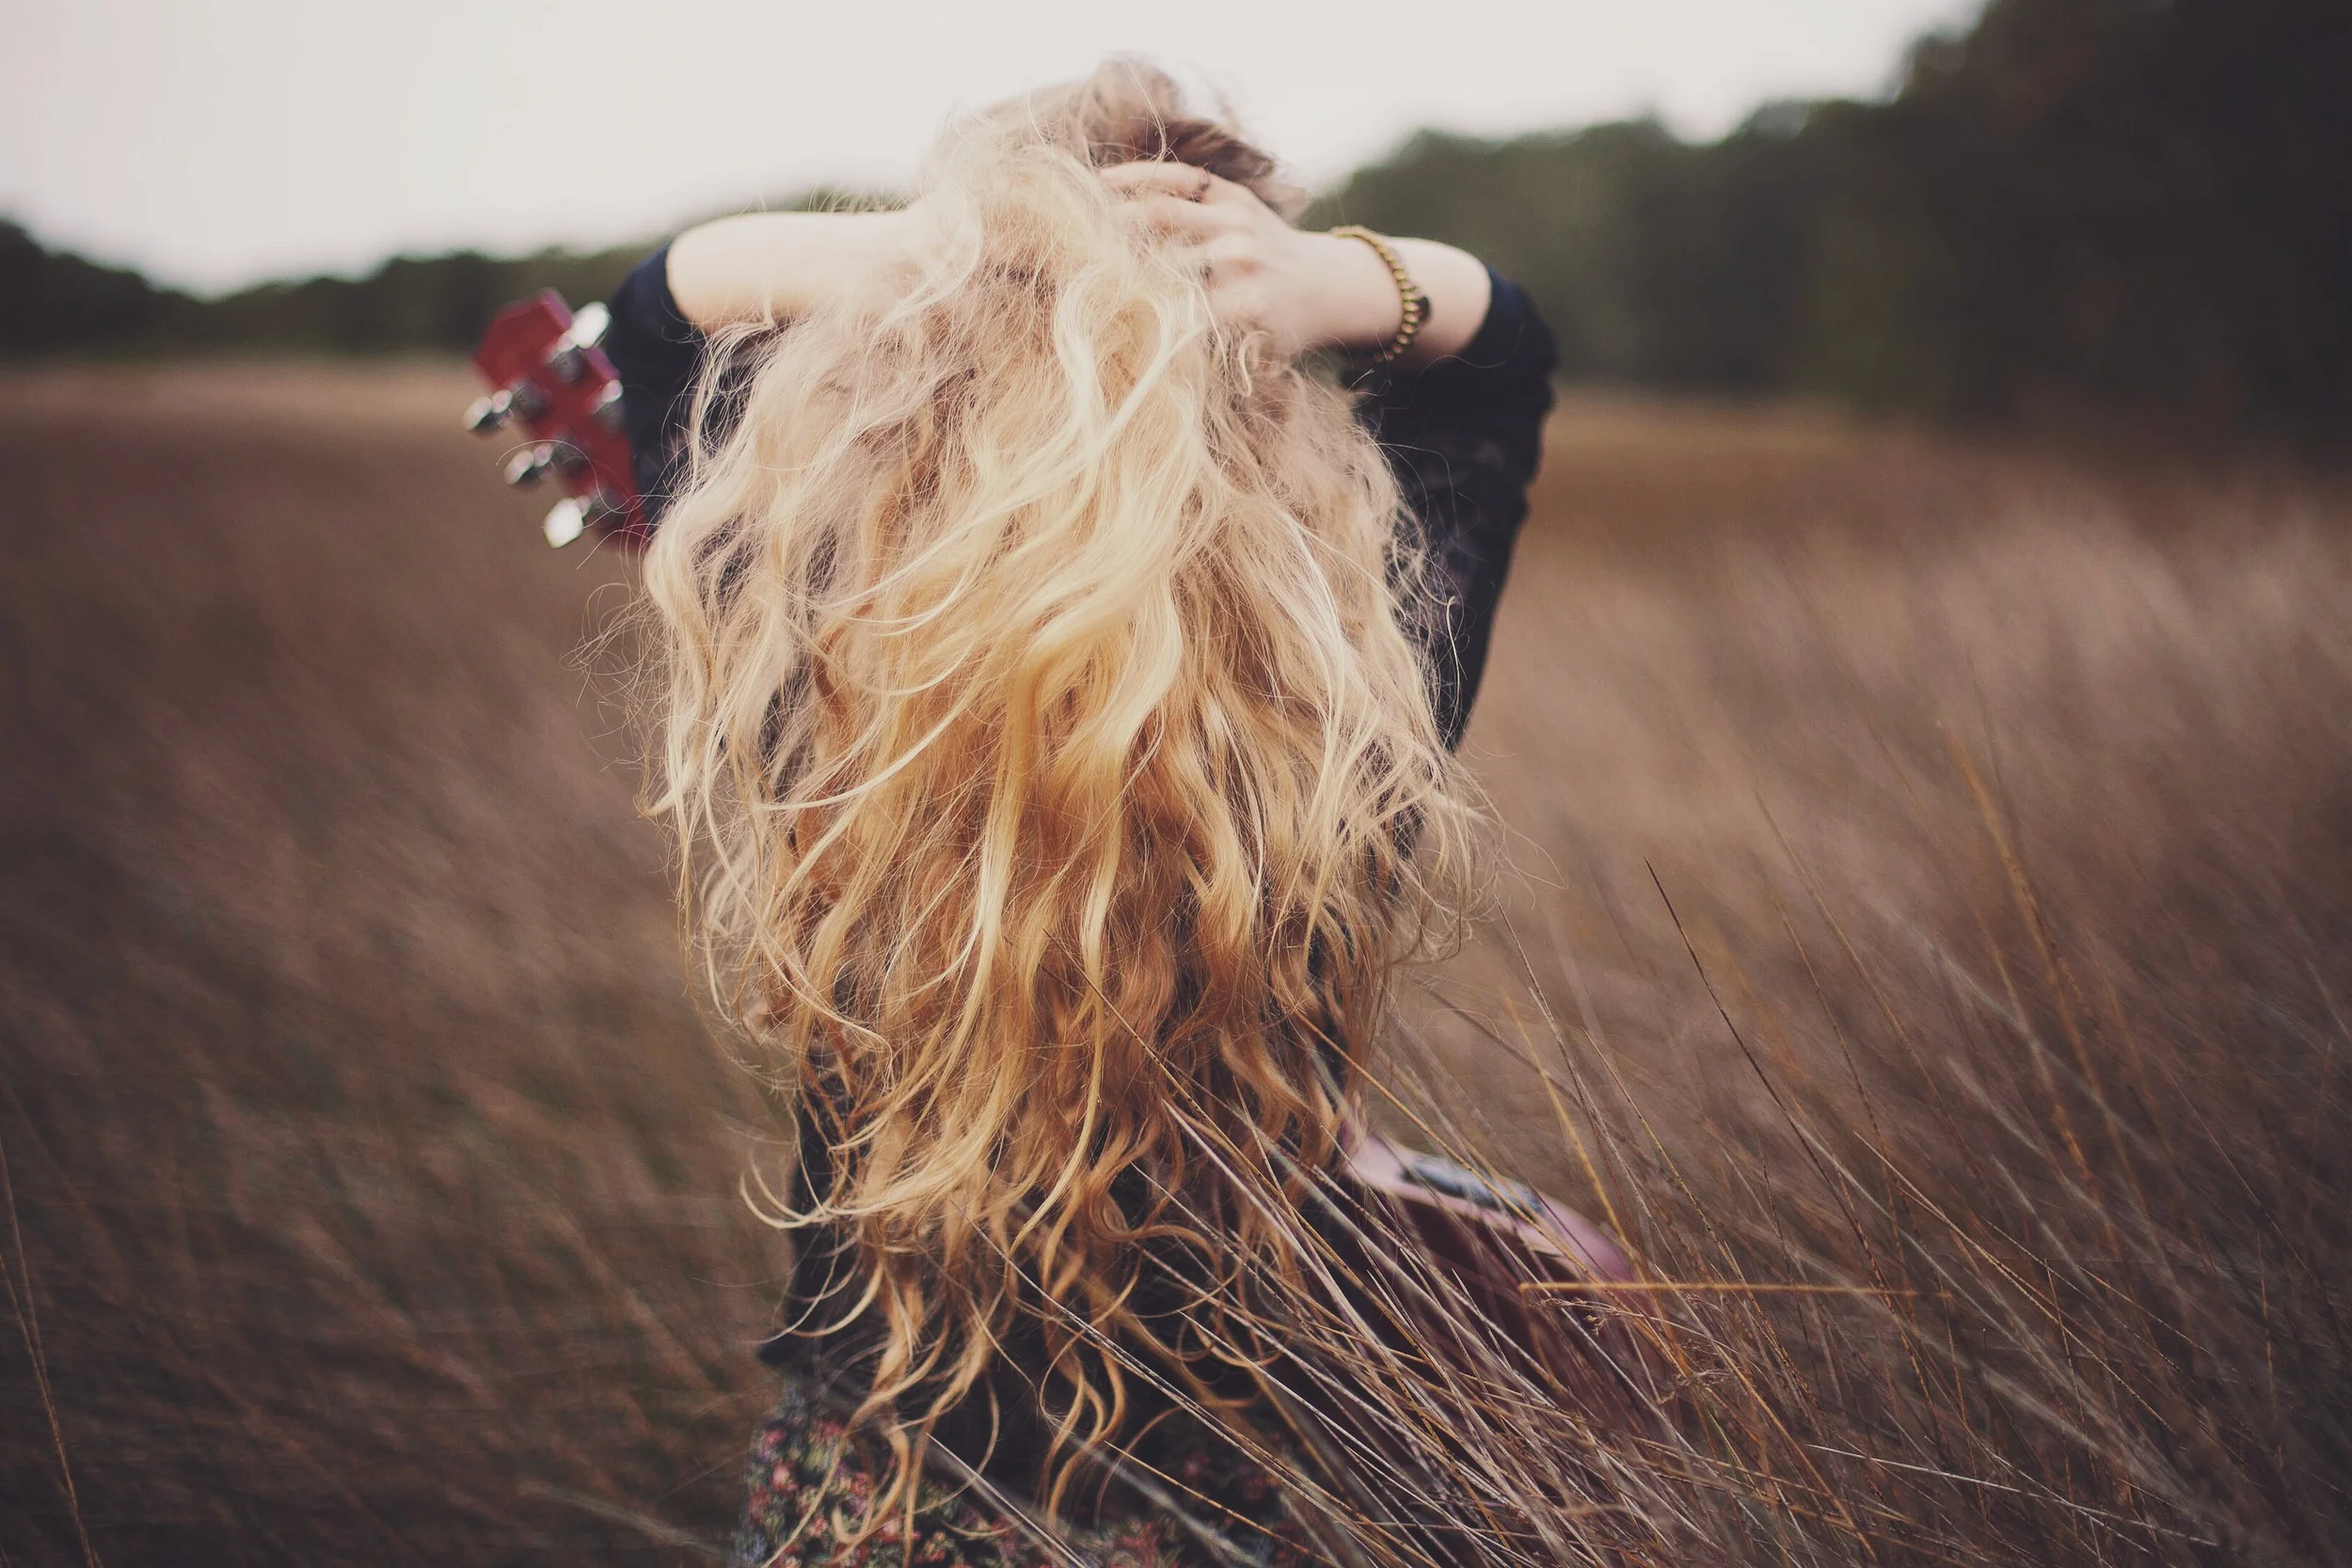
601,245,1557,749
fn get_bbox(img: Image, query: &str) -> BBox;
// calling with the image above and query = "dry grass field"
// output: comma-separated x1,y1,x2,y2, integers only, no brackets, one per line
1,362,2345,1564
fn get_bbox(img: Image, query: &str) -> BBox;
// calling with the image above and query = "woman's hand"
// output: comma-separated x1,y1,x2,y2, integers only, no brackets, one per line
1101,161,1490,365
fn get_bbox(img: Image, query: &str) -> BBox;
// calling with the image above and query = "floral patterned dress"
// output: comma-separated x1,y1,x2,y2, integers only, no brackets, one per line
731,1378,1318,1568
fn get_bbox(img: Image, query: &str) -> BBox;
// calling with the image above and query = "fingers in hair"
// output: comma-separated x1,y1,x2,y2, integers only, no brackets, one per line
1100,160,1223,204
1114,192,1227,240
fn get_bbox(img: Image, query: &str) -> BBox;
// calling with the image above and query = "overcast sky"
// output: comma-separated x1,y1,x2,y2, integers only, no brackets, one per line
3,0,1980,295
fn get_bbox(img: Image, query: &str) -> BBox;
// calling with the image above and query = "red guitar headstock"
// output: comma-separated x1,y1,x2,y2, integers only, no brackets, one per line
464,292,647,548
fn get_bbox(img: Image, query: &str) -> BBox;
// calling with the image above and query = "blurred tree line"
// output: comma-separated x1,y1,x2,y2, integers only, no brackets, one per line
1312,0,2350,438
0,229,644,359
5,0,2346,438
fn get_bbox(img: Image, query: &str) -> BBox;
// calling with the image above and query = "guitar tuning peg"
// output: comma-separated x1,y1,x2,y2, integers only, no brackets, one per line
542,490,620,548
463,389,510,435
542,303,612,383
503,444,554,487
542,496,589,547
590,380,626,434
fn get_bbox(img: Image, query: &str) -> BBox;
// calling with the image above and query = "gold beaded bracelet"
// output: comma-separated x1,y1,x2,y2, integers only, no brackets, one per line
1328,225,1432,364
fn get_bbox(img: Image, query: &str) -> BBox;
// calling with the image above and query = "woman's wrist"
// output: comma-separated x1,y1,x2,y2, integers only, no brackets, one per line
1300,230,1491,366
1299,230,1409,354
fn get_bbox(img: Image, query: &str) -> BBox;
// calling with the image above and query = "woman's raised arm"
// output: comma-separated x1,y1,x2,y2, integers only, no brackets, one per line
657,170,1492,363
663,209,935,331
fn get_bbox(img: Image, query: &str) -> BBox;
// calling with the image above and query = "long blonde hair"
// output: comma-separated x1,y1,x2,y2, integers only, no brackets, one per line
641,60,1479,1516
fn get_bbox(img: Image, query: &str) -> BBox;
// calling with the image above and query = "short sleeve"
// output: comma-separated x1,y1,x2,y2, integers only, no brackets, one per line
1350,272,1558,750
601,244,705,519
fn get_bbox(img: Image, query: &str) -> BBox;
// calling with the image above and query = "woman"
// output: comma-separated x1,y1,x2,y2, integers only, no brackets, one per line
603,63,1560,1568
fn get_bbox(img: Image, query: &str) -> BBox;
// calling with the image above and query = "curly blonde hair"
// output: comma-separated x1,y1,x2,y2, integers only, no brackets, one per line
640,59,1479,1522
